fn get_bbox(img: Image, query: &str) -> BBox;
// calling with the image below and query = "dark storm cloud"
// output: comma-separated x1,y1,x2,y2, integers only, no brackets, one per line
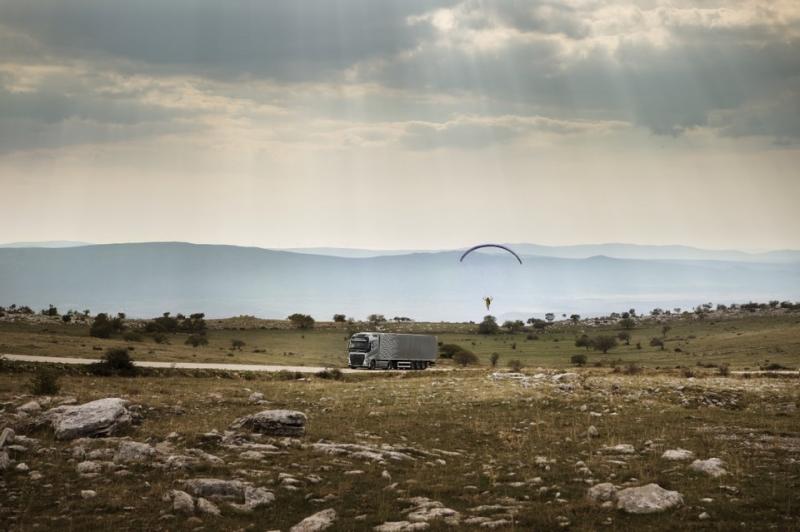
0,0,454,81
0,0,797,146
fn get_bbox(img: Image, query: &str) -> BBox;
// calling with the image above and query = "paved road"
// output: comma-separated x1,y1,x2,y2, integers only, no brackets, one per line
1,353,362,374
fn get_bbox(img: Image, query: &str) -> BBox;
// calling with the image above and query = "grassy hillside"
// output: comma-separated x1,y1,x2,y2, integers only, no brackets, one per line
2,312,798,370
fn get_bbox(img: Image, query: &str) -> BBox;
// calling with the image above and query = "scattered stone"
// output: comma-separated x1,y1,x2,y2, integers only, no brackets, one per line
0,450,10,470
248,392,265,403
115,441,156,464
15,462,29,472
699,512,711,520
18,400,41,414
81,490,97,499
587,482,617,503
615,484,683,514
601,444,635,454
373,522,430,532
289,508,337,532
170,490,195,515
690,458,727,478
183,478,275,512
76,460,102,475
43,398,132,440
0,427,15,447
662,449,695,461
230,410,307,437
587,425,599,438
196,497,221,516
312,442,415,462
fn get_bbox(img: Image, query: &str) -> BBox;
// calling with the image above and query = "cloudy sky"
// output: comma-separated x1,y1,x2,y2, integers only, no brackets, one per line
1,0,798,251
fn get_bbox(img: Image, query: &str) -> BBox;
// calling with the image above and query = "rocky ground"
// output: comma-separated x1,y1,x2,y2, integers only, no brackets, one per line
0,367,798,530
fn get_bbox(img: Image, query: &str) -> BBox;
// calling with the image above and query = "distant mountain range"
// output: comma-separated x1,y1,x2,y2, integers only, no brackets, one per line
1,242,798,321
0,241,92,248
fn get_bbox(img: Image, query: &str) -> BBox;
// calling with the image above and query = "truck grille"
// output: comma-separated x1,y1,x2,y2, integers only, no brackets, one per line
349,354,365,366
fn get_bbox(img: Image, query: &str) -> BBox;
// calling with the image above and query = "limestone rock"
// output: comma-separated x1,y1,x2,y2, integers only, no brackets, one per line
44,398,132,440
661,449,695,461
373,522,430,532
615,484,683,514
690,458,727,477
587,482,617,503
0,427,15,447
115,441,156,464
196,497,221,516
230,409,307,437
289,508,337,532
170,490,195,515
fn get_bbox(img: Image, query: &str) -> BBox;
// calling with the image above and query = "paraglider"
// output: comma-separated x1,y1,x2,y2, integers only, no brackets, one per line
460,244,523,312
460,244,523,264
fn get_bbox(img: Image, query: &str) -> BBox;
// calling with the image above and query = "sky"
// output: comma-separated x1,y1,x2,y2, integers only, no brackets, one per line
0,0,799,251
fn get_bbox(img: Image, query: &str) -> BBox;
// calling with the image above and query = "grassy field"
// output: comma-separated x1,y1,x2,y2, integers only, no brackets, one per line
0,366,798,530
1,312,799,370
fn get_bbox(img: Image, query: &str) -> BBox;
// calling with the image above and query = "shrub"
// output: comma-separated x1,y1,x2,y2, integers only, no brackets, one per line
490,352,500,367
718,364,730,377
681,367,695,378
507,359,523,372
185,334,209,348
477,315,500,335
231,339,246,351
526,333,538,341
288,313,315,329
617,331,631,345
316,368,344,380
275,371,305,380
332,314,347,323
453,350,479,366
575,335,592,350
619,317,636,330
649,337,665,350
570,354,588,366
623,363,642,375
29,369,60,395
439,344,464,359
123,331,142,342
152,333,169,344
104,348,136,374
90,312,122,338
592,335,618,354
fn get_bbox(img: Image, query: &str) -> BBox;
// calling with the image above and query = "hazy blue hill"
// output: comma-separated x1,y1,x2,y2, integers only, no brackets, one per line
0,241,92,248
0,242,798,321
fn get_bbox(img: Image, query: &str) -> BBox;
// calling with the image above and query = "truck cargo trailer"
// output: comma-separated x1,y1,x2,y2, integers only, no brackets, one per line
348,332,437,370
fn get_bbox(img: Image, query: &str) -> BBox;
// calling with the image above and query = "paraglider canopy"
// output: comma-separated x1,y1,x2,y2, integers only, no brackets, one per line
459,244,523,264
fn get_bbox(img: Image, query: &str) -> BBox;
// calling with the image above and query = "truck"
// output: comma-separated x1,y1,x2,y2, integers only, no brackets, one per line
347,332,437,370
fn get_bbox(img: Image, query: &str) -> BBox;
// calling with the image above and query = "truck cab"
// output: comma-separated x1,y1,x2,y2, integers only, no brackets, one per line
348,332,377,369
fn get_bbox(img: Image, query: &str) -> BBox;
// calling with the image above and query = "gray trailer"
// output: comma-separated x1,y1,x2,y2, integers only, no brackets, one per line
348,332,437,370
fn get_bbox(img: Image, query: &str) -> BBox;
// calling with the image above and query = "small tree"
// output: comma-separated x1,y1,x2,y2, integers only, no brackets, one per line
90,312,124,338
619,317,636,330
617,331,631,345
575,334,592,350
570,354,588,367
332,314,347,323
185,334,209,348
592,335,618,354
661,325,671,338
288,313,315,330
29,369,60,395
650,337,665,350
490,352,500,367
104,347,135,372
231,339,246,351
453,350,479,367
569,314,580,323
367,314,386,326
545,312,555,322
478,315,499,335
507,359,523,372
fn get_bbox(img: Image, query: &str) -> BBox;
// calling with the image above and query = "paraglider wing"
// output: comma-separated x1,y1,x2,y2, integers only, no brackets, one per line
460,244,523,264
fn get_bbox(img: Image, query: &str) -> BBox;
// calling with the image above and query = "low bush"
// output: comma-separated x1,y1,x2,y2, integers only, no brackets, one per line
123,331,142,342
29,369,60,395
570,354,588,367
316,368,344,380
490,352,500,367
453,350,479,366
507,359,523,372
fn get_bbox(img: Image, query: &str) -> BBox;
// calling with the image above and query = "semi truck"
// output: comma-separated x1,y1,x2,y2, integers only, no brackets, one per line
347,332,437,370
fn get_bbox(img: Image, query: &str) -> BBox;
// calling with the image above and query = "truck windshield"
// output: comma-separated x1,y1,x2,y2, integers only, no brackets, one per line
349,336,370,352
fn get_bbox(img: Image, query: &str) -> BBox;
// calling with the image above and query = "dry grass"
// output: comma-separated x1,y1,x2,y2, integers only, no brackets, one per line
0,365,798,530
